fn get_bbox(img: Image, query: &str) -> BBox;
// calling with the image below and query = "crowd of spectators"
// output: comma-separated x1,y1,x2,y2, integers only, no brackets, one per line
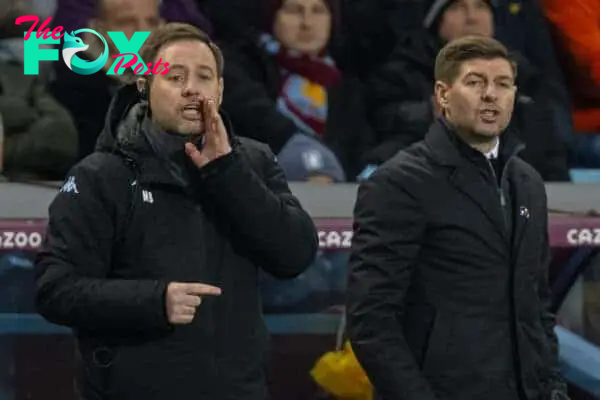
1,0,600,184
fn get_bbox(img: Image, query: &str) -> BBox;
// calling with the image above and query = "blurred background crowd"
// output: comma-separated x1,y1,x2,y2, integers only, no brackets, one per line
1,0,600,185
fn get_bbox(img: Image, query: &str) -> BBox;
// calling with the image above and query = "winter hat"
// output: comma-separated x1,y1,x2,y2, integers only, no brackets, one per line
277,133,346,182
260,0,341,35
423,0,496,30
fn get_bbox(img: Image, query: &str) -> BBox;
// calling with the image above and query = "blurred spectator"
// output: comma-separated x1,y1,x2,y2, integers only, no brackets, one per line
278,133,346,182
220,0,374,181
22,0,57,18
0,3,78,180
259,249,349,313
493,0,569,109
335,0,569,93
364,0,570,181
198,0,260,41
48,0,211,160
0,1,32,66
259,251,331,311
542,0,600,167
492,1,574,168
261,134,348,313
335,0,424,78
52,0,213,38
542,0,600,134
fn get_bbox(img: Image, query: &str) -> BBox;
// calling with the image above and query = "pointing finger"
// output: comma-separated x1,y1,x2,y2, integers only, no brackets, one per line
185,283,222,296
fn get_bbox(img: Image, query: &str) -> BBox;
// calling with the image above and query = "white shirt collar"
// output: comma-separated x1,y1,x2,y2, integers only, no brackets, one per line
484,139,500,159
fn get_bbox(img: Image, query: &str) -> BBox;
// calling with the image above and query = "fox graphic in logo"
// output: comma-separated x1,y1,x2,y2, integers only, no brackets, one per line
62,29,108,75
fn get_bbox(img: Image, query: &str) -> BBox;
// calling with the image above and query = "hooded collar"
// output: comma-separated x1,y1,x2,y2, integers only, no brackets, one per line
95,83,240,188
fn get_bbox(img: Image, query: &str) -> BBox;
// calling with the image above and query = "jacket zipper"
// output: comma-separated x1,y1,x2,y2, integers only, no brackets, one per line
486,158,505,208
486,153,526,397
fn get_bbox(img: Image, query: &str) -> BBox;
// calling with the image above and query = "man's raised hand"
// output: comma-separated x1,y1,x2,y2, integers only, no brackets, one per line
185,98,231,168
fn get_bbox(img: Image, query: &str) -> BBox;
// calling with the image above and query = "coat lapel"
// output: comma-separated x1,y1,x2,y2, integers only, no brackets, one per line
450,165,510,244
425,120,512,245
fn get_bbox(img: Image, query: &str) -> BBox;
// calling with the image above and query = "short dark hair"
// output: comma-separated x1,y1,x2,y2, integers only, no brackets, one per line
139,22,224,77
434,36,517,84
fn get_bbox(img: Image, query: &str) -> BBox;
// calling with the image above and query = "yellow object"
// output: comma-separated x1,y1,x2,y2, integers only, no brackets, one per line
310,340,373,400
301,81,327,107
508,2,521,14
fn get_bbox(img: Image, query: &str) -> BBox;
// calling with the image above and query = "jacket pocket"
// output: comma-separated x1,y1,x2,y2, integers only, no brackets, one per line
421,310,454,377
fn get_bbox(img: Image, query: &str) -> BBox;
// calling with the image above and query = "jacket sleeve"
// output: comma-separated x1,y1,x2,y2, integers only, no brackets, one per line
346,166,439,400
197,144,318,278
537,193,569,397
35,161,171,332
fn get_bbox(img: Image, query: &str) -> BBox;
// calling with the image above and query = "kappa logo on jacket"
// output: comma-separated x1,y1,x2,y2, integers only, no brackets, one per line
60,176,79,194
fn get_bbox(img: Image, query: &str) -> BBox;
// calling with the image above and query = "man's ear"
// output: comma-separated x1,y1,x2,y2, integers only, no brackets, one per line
136,78,149,100
434,80,449,110
136,78,146,92
218,77,224,107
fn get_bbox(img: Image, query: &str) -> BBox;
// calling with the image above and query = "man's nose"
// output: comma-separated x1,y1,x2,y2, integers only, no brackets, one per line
465,7,478,23
482,84,498,101
182,80,203,97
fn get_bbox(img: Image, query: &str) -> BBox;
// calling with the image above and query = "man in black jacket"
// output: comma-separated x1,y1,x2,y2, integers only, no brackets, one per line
34,22,318,400
346,36,569,400
364,0,570,182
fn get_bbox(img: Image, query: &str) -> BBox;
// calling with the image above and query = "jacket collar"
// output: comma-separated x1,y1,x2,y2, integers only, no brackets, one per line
111,103,241,189
424,117,525,167
424,117,530,248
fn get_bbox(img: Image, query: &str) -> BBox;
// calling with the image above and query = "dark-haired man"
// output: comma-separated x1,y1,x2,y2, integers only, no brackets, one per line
364,0,569,182
35,22,318,400
346,35,569,400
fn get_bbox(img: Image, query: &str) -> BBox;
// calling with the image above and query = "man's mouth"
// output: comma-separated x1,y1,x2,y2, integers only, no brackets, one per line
181,104,202,120
480,109,499,122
